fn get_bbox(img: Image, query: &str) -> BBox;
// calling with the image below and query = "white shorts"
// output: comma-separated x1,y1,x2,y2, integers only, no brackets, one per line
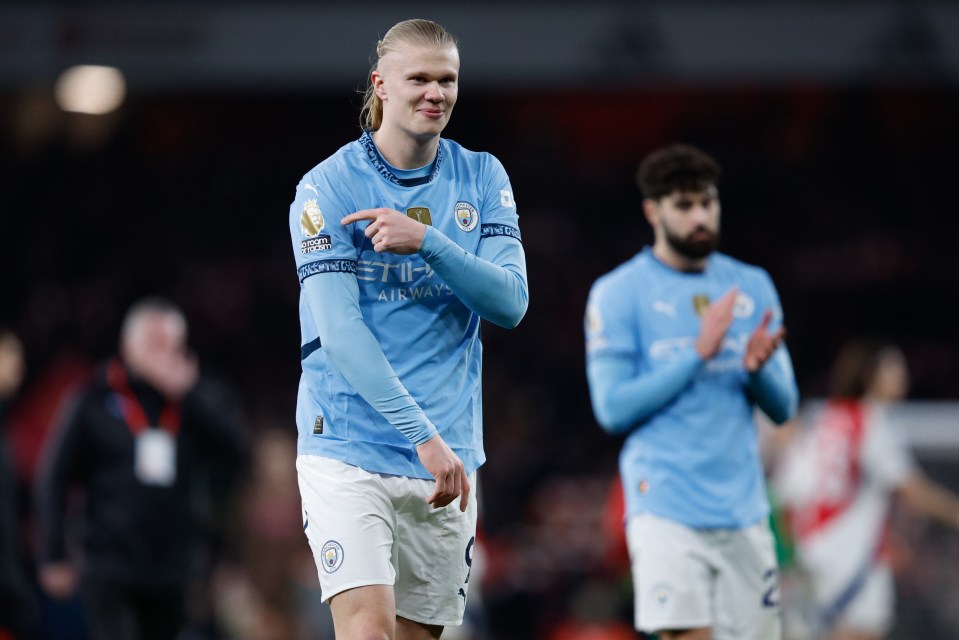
810,561,894,635
297,455,478,627
626,512,782,640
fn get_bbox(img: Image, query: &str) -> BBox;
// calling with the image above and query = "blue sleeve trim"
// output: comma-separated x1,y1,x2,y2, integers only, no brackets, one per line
300,336,322,361
480,223,522,242
298,259,358,282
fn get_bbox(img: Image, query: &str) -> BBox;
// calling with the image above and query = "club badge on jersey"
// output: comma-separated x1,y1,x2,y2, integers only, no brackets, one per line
454,202,478,232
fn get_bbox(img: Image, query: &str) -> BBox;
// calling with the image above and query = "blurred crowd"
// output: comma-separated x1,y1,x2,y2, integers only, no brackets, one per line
2,84,959,638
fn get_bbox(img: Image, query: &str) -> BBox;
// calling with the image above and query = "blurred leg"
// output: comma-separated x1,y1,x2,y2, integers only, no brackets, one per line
85,583,137,640
139,586,186,640
659,629,712,640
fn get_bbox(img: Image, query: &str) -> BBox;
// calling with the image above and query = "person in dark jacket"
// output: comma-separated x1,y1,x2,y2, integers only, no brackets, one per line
35,298,250,640
0,328,38,640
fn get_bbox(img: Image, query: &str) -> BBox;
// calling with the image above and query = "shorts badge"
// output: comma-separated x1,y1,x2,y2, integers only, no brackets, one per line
321,540,344,573
651,583,673,607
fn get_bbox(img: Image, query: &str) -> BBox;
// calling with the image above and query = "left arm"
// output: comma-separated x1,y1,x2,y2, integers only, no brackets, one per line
418,227,528,328
897,470,959,530
341,209,529,328
743,305,799,424
746,348,799,424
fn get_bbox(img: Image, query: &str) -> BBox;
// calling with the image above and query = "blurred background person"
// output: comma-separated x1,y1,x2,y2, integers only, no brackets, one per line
585,143,799,640
775,338,959,640
0,328,38,640
34,298,251,640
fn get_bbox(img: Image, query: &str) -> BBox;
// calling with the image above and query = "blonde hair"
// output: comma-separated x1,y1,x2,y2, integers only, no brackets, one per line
360,19,458,131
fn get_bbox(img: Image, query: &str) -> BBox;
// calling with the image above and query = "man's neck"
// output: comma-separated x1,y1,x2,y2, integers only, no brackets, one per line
652,242,708,273
371,128,439,170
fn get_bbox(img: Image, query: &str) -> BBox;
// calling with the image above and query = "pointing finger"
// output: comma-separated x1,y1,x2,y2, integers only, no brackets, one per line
342,209,384,225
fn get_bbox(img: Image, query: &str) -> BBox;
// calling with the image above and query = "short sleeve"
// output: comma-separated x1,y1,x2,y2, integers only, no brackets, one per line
289,169,360,282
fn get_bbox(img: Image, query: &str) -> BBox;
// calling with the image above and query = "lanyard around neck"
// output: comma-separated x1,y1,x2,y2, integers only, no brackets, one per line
106,359,181,437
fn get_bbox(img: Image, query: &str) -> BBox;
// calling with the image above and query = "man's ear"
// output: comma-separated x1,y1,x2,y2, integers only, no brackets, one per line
372,70,387,100
642,198,658,227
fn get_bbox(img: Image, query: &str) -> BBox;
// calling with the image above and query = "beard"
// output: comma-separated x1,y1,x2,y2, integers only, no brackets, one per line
664,226,719,259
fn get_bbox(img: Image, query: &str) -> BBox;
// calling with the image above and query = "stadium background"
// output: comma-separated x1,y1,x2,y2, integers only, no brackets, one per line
2,2,959,639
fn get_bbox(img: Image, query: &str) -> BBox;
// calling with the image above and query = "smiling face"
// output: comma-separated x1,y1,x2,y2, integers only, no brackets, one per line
372,42,459,144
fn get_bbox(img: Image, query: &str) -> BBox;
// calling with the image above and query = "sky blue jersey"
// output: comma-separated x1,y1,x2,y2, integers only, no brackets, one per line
289,132,526,479
585,247,798,528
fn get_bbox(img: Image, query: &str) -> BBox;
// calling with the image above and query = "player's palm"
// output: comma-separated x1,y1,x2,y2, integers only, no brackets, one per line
744,309,785,372
695,288,737,359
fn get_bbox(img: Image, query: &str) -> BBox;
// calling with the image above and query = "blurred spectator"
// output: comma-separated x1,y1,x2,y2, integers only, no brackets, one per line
34,298,250,640
775,338,959,640
0,328,38,639
211,426,333,640
547,579,637,640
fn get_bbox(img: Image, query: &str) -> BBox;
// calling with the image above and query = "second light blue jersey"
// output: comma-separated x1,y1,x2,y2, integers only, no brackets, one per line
289,132,521,479
586,247,798,528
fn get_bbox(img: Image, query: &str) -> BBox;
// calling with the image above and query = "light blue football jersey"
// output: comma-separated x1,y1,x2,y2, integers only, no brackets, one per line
289,132,521,479
586,247,798,528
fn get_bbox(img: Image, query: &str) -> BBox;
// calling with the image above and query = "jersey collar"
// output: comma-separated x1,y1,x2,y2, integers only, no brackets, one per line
360,130,444,187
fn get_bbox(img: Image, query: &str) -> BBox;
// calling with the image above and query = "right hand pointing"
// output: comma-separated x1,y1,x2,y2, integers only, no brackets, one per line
416,434,470,512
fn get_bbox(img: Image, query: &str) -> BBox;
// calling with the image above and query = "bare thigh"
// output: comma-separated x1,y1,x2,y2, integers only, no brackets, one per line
329,584,396,640
329,585,444,640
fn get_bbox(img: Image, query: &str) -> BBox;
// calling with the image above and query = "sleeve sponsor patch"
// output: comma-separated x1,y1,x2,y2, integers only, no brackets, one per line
301,235,332,254
297,259,357,282
480,223,522,242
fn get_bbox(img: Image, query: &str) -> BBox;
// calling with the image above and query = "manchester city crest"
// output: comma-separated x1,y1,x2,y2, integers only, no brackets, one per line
321,540,344,573
454,201,478,232
733,292,755,318
651,583,673,607
300,198,325,237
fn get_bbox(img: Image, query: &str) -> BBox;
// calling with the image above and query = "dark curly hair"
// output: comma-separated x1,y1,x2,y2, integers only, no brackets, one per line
636,143,722,200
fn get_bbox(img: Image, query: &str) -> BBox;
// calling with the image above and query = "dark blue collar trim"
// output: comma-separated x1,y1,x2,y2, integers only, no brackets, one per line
360,130,443,187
